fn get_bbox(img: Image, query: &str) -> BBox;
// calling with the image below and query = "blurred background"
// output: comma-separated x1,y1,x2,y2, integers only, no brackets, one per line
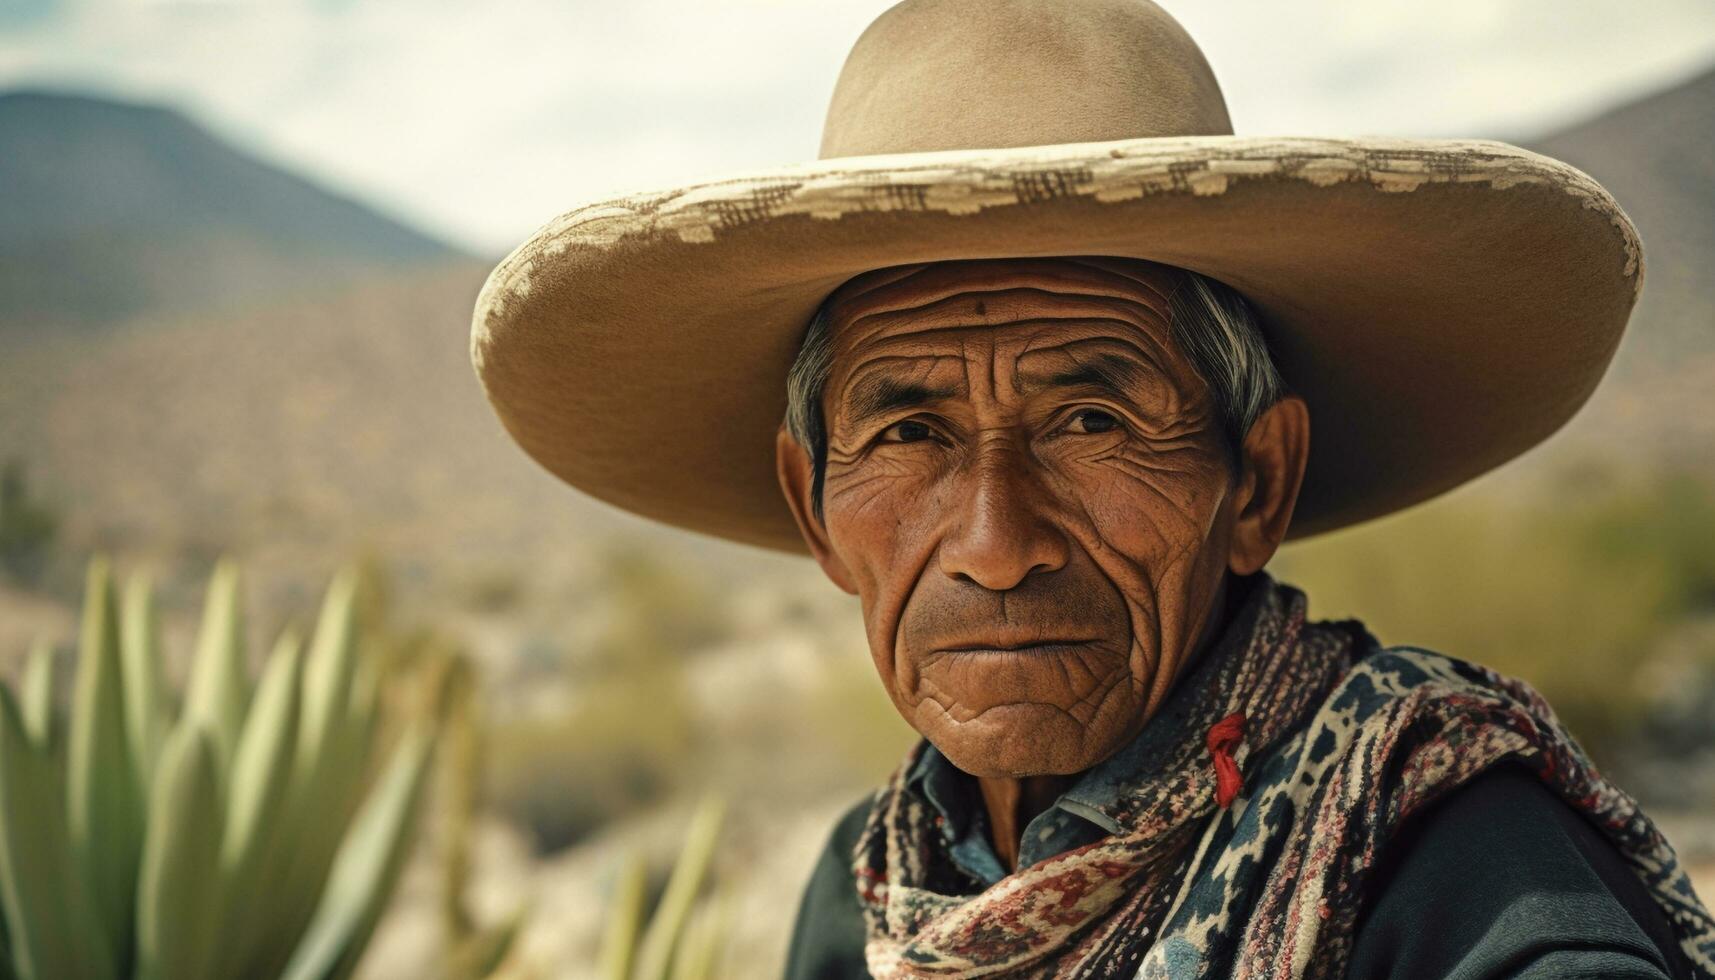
1,0,1713,975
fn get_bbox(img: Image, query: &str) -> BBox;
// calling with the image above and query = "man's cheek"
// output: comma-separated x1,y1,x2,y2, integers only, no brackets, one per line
1081,464,1224,560
830,510,902,600
830,468,937,569
828,478,931,669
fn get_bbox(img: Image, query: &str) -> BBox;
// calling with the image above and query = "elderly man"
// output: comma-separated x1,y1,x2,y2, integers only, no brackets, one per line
773,257,1709,980
470,0,1715,976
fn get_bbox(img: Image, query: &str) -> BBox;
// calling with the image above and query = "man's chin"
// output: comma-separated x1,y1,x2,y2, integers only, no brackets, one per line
919,702,1123,778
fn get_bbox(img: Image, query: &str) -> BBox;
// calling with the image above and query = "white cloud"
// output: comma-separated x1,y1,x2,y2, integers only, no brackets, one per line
3,0,1712,254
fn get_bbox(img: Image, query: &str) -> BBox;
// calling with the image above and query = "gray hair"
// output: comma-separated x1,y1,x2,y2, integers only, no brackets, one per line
784,269,1284,521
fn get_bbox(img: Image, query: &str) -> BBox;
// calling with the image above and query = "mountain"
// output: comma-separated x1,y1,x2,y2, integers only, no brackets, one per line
0,90,792,630
1532,65,1715,372
1523,64,1715,472
0,90,465,329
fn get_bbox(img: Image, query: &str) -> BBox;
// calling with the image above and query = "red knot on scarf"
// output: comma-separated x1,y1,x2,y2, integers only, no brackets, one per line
1206,711,1247,808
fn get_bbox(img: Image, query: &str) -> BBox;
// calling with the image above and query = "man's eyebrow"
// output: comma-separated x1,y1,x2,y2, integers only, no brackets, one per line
1017,351,1155,399
840,374,958,429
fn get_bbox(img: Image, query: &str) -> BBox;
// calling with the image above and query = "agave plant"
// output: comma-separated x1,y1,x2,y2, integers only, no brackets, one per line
599,796,730,980
427,649,522,980
0,557,439,980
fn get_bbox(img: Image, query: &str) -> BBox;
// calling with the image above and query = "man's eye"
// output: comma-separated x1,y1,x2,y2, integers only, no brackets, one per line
1066,408,1121,435
880,419,935,443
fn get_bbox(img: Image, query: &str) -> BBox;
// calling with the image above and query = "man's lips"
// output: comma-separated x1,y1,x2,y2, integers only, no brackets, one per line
934,637,1100,654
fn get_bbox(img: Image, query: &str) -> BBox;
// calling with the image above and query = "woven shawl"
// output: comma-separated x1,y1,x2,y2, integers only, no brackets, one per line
852,575,1715,979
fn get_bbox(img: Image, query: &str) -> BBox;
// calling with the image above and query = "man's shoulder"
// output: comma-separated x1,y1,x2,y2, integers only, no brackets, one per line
1344,641,1492,688
1349,759,1692,979
1315,640,1541,718
784,794,877,980
805,791,875,893
828,793,875,858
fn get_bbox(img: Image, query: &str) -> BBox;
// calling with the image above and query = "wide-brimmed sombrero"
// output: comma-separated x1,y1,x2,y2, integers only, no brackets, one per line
470,0,1641,554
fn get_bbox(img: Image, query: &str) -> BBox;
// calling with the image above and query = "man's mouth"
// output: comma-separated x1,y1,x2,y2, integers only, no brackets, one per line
936,637,1099,654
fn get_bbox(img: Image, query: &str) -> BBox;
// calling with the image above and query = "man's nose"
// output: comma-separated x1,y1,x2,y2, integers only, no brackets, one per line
937,444,1069,591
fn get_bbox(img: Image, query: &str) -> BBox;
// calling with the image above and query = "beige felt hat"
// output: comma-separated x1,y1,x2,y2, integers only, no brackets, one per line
470,0,1641,553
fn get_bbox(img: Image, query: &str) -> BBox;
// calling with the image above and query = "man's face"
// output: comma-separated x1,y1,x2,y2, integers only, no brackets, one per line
801,256,1247,778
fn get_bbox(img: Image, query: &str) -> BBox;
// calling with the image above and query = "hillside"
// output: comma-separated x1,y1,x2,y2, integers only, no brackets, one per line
0,90,463,329
1532,65,1715,372
0,88,778,636
1524,65,1715,473
0,260,773,602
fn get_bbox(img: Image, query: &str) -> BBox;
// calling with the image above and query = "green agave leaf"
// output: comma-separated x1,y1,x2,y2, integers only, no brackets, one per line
67,557,143,976
240,571,369,978
19,642,55,755
631,797,726,980
234,791,330,979
328,651,383,828
120,574,169,789
598,850,648,980
443,906,526,980
280,721,437,980
669,892,731,980
221,629,304,876
212,627,307,978
0,644,57,980
135,726,225,980
300,568,360,774
0,684,112,980
204,631,303,974
0,778,6,980
317,650,381,839
345,652,381,751
184,560,250,770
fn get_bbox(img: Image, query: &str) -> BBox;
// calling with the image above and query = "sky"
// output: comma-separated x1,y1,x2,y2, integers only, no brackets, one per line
2,0,1713,256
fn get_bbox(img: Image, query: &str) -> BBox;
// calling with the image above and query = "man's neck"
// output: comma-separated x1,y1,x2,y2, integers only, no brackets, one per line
973,572,1242,871
977,773,1078,871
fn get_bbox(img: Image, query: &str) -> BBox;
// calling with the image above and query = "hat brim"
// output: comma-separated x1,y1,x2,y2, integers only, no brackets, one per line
471,135,1639,553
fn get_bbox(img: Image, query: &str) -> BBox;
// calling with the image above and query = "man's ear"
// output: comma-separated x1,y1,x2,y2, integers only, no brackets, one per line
1227,394,1310,576
775,426,859,594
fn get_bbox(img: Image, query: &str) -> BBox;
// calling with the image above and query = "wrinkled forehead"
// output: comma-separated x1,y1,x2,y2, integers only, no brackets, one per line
820,256,1193,390
823,257,1184,348
818,256,1206,432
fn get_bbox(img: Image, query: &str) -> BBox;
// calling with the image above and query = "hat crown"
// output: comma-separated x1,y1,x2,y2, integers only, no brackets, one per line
818,0,1233,160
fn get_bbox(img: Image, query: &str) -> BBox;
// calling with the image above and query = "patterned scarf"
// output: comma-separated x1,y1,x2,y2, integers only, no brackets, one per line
853,574,1715,979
